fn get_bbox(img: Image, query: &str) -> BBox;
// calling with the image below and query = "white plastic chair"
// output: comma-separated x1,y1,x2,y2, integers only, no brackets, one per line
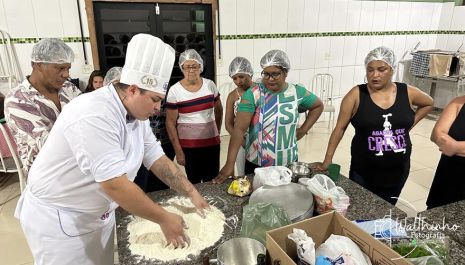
0,120,25,193
311,73,335,129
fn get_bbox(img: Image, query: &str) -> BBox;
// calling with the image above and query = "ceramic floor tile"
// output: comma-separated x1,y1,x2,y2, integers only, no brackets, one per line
408,167,436,189
398,179,430,204
396,202,419,218
411,146,441,169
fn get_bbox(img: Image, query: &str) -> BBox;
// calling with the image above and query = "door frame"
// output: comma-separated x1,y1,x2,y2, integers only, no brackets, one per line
84,0,218,81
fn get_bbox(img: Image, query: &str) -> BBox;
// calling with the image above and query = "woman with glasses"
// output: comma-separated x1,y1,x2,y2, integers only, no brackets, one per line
225,57,255,176
316,46,433,205
213,50,323,183
166,49,223,184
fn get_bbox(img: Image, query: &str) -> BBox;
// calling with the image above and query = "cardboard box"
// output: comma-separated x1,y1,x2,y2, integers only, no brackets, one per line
266,211,412,265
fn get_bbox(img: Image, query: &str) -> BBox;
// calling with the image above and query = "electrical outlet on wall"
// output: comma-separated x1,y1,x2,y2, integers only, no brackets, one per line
82,64,94,74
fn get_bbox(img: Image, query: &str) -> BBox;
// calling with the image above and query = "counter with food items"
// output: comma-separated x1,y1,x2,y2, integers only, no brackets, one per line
115,170,465,264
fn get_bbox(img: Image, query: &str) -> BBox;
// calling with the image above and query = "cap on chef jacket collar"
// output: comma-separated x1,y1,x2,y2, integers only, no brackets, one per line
31,38,74,64
364,46,396,70
120,34,175,95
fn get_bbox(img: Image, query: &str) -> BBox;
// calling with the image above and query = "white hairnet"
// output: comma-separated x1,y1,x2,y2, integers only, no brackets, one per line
179,49,204,72
104,67,122,86
260,49,291,71
31,38,74,64
228,57,253,77
364,46,396,70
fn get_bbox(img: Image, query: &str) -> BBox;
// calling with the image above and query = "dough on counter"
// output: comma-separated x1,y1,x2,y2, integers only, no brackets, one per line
127,196,225,262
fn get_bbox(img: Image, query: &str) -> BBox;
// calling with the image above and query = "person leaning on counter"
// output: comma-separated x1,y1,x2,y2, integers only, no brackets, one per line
214,49,324,183
14,34,209,265
316,46,433,205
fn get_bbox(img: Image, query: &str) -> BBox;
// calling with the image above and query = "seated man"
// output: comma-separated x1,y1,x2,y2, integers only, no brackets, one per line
4,38,81,176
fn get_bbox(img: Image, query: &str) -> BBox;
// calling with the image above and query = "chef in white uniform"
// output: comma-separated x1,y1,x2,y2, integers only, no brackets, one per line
14,34,209,265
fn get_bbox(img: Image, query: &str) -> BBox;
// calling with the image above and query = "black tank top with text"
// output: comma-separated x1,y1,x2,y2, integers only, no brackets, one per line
350,83,414,187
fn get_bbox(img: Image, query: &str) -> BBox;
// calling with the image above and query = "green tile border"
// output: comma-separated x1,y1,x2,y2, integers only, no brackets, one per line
0,30,462,44
0,37,90,44
217,30,465,40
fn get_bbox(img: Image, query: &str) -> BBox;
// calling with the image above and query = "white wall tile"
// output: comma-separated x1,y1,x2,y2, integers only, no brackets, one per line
218,0,236,35
342,36,357,66
393,35,407,62
286,69,300,84
435,35,448,50
236,0,254,35
358,1,374,32
270,38,287,51
382,35,395,50
317,0,334,33
384,2,399,31
271,0,288,34
369,36,383,50
12,43,34,77
315,37,330,69
287,0,305,33
286,38,302,70
421,3,437,30
340,66,354,95
345,0,361,32
328,66,342,96
429,3,442,31
355,36,371,66
300,38,316,69
438,2,454,30
59,0,81,37
236,39,254,67
405,35,426,53
217,40,237,76
303,0,319,33
299,69,315,89
331,0,348,32
372,1,387,32
253,39,270,71
409,3,427,31
254,0,272,34
353,65,366,85
396,2,412,31
0,0,8,31
450,6,465,31
426,35,437,50
32,0,64,38
329,36,344,67
446,35,464,52
3,0,37,38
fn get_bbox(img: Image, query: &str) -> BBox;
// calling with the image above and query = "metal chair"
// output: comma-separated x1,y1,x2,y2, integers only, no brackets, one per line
0,119,25,193
311,73,335,129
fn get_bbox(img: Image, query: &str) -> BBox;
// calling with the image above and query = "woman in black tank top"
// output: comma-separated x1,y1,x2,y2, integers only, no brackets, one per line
316,46,434,205
427,96,465,209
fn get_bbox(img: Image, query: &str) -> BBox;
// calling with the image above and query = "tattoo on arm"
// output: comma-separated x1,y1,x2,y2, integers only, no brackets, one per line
155,159,194,197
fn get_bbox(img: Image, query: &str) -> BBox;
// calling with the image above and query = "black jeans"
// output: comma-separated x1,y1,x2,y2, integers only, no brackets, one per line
183,145,220,184
244,160,260,175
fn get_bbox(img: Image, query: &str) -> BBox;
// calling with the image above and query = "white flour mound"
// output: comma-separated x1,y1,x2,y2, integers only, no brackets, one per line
127,196,225,262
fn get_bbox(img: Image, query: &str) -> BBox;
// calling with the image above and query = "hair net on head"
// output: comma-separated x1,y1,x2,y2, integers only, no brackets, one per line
228,57,254,77
364,46,396,70
103,66,122,86
260,49,291,71
31,38,74,64
178,49,204,72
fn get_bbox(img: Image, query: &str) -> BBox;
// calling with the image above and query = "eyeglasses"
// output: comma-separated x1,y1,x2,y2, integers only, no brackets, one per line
261,71,282,80
182,64,201,71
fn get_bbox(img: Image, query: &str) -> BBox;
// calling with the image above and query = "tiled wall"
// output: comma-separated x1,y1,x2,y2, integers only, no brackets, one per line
0,0,464,99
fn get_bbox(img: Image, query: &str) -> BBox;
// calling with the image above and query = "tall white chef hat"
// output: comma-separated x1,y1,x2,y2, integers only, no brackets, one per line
120,34,175,95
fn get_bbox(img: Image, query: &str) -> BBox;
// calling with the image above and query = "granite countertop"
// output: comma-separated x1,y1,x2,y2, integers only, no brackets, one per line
116,173,413,265
418,200,465,246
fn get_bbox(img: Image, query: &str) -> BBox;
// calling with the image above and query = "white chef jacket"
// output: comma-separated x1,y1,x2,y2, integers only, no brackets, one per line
15,84,165,265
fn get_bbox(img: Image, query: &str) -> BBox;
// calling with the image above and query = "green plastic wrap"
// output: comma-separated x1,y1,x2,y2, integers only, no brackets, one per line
239,202,291,243
392,240,448,265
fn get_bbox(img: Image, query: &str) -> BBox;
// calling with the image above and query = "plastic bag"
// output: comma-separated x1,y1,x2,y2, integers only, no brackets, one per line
288,228,315,265
316,234,372,265
392,239,448,265
240,202,291,243
305,174,350,215
253,166,292,190
227,176,252,197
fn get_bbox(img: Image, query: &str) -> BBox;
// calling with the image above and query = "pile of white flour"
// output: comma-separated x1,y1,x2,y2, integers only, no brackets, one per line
127,196,225,262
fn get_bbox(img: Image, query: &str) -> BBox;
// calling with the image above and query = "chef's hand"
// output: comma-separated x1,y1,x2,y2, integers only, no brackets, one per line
189,190,210,218
175,150,186,166
212,164,234,184
159,211,191,248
